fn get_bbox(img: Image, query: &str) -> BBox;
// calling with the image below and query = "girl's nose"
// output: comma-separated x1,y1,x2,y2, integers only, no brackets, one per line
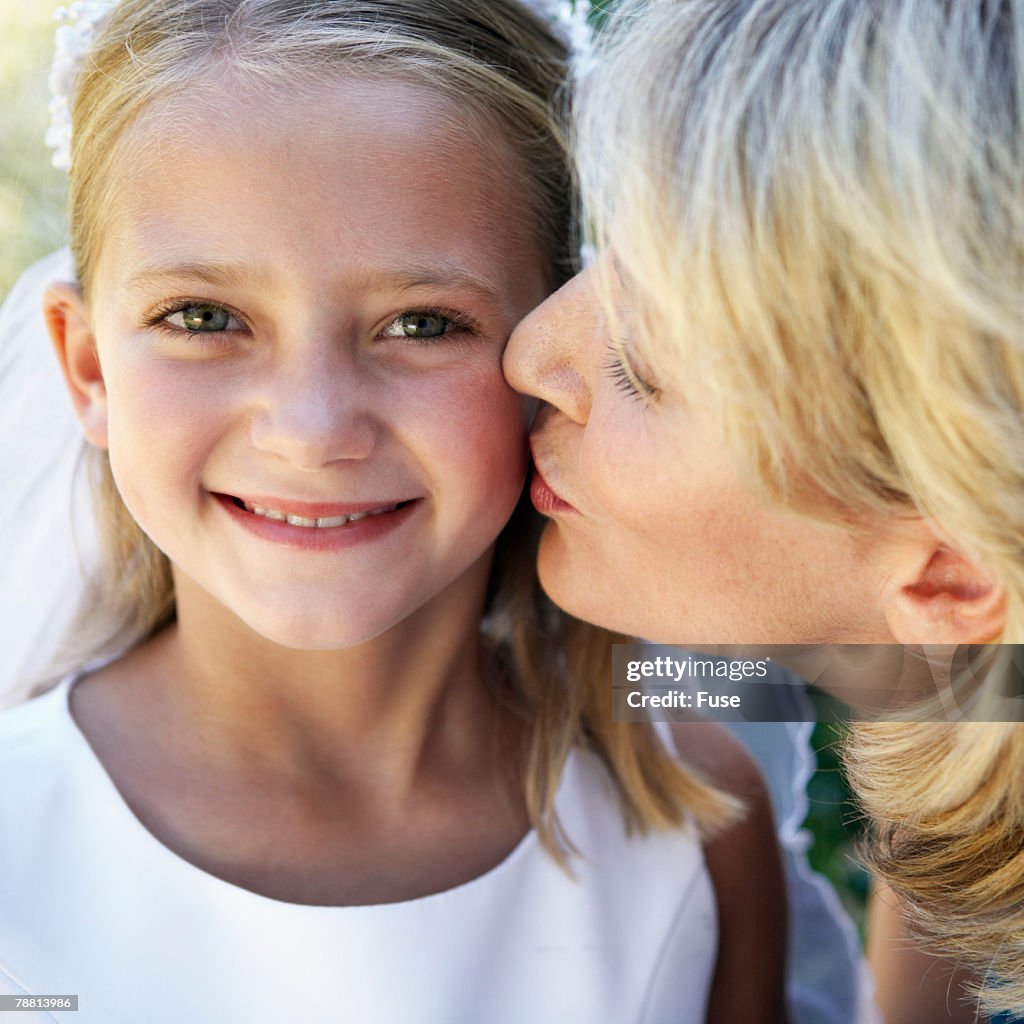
503,269,596,425
250,344,377,470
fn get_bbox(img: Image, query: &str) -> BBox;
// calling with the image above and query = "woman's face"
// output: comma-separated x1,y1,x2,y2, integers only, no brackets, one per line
502,264,897,643
74,77,548,650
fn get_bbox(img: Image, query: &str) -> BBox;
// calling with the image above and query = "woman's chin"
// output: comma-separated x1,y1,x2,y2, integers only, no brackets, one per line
536,525,624,633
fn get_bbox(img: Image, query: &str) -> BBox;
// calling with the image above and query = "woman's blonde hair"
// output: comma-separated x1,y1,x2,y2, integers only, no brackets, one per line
51,0,736,861
578,0,1024,1003
848,720,1024,1012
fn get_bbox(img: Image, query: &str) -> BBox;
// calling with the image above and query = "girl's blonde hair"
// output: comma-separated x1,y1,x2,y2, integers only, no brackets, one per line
52,0,736,861
578,0,1024,1003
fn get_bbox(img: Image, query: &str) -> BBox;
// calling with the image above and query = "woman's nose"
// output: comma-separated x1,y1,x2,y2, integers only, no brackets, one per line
503,269,597,425
250,343,377,470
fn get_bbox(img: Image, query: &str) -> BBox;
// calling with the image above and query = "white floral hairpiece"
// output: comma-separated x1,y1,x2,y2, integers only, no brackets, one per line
46,0,117,170
525,0,595,70
45,0,593,172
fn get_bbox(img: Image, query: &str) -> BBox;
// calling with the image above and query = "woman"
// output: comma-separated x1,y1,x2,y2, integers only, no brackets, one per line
504,0,1023,1016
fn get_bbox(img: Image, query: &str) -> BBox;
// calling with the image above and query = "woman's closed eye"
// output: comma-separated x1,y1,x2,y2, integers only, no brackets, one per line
603,341,658,402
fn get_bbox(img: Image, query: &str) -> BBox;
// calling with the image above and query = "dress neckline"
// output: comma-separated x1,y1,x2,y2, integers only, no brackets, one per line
54,673,558,917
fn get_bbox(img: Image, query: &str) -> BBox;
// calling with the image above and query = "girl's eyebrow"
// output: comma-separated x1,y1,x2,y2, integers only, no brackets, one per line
125,260,267,293
379,267,504,306
124,260,505,307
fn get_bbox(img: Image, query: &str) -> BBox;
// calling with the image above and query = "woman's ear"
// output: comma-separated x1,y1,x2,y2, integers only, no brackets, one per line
882,526,1006,644
44,281,108,449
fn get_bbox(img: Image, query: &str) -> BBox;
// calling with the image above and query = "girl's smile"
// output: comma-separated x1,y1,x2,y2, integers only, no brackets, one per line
69,75,549,650
213,493,422,552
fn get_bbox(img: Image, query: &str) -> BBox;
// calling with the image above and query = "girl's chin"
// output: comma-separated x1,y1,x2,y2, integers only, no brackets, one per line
227,602,412,652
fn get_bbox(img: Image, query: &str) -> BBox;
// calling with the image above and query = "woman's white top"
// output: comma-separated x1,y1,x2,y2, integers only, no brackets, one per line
0,677,717,1024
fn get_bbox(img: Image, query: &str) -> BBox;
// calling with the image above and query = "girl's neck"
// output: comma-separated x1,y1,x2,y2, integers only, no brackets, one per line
77,550,513,803
67,553,530,904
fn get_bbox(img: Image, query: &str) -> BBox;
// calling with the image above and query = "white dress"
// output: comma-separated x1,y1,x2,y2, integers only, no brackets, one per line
0,677,718,1024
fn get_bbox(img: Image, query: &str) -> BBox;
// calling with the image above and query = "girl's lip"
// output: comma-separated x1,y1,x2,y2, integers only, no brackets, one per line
529,466,577,516
218,494,417,518
213,493,421,550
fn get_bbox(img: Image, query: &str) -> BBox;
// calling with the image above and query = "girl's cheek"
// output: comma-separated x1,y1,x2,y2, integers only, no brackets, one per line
471,393,529,495
417,371,527,488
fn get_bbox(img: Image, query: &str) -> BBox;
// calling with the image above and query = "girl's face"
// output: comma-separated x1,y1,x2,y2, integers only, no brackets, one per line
77,77,547,648
502,265,899,644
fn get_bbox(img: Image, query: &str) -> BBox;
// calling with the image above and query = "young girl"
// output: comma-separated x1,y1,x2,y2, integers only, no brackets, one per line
0,2,786,1021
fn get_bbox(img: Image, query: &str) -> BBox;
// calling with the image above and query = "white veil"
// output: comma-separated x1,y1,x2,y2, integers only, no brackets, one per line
0,249,98,708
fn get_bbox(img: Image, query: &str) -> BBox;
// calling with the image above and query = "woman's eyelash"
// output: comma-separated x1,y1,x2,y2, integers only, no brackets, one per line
603,343,657,401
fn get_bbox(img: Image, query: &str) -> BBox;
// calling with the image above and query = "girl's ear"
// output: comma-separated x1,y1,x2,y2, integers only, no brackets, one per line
882,524,1006,644
44,281,108,449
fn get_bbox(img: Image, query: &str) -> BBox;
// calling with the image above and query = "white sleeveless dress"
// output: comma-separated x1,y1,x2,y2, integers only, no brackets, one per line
0,677,718,1024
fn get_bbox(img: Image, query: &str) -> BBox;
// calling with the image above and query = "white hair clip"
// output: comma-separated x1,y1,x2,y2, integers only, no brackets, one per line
45,0,593,172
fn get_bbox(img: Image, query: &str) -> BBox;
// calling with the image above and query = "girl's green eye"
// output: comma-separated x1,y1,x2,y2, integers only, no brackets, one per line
169,304,234,332
385,312,451,339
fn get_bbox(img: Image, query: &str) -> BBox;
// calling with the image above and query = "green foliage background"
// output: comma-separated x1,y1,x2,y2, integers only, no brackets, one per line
0,1,67,300
806,720,870,931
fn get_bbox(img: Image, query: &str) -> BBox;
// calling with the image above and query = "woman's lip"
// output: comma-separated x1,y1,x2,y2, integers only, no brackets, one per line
214,494,416,518
529,465,577,516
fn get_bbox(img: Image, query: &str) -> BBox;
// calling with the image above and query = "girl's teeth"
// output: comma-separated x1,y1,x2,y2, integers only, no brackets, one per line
316,514,349,528
251,504,286,521
241,500,404,527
